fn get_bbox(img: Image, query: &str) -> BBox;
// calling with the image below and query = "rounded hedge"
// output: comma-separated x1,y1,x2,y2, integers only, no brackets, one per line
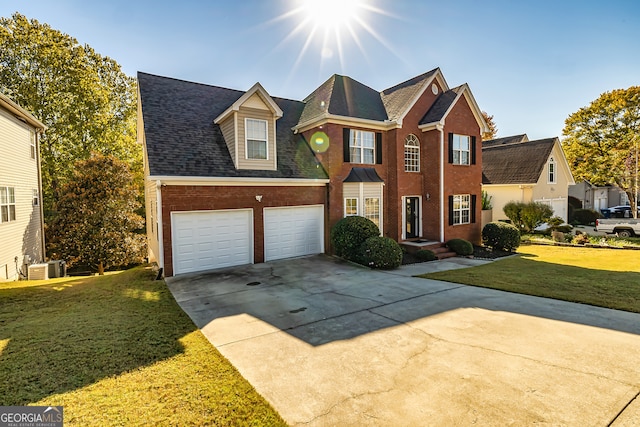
572,208,602,225
446,238,473,256
357,236,402,269
416,249,437,262
482,221,520,251
330,216,380,261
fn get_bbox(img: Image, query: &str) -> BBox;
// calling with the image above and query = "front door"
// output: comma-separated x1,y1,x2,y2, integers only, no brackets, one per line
405,197,420,239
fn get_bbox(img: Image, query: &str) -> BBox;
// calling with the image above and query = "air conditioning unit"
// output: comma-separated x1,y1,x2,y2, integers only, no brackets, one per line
48,260,66,278
28,263,49,280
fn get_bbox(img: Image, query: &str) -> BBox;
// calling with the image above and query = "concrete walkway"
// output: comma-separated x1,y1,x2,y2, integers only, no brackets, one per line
167,255,640,426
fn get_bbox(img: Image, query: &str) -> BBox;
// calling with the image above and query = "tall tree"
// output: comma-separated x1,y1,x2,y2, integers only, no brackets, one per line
562,87,640,217
0,13,140,220
481,111,498,140
47,153,145,275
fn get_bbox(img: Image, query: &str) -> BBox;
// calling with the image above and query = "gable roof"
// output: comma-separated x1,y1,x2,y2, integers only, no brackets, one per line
482,134,529,147
138,72,327,180
380,68,442,122
214,82,283,124
0,92,46,131
482,137,557,185
419,84,489,133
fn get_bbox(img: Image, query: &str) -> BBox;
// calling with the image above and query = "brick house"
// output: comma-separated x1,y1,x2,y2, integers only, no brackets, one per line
138,68,488,276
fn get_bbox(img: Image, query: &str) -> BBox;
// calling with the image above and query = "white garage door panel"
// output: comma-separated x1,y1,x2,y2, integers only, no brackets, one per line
264,205,324,261
172,210,252,275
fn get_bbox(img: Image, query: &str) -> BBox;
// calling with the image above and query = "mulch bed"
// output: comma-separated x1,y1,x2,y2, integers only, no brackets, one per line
402,245,514,265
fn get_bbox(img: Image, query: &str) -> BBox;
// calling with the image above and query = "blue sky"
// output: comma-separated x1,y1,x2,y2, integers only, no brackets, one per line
2,0,639,139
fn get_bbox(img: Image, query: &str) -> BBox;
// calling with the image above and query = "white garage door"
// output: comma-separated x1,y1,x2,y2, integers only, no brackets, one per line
172,210,252,275
264,205,324,261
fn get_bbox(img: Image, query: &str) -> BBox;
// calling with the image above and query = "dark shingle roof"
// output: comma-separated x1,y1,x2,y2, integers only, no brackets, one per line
138,72,327,180
381,68,439,121
343,167,384,183
482,138,557,185
482,134,529,147
299,75,388,124
419,85,463,125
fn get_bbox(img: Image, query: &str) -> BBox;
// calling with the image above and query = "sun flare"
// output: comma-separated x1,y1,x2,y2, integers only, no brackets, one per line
271,0,393,74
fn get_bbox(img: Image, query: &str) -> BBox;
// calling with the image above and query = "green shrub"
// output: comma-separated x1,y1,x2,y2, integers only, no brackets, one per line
357,236,402,269
482,221,521,251
481,190,493,210
504,201,554,232
446,238,473,256
573,208,602,225
416,249,437,261
330,216,380,261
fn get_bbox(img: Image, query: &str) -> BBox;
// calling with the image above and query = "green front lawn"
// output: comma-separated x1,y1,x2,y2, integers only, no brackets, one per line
0,267,285,426
420,244,640,313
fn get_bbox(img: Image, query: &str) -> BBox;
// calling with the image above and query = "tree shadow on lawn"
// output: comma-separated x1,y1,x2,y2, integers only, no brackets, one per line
0,267,196,405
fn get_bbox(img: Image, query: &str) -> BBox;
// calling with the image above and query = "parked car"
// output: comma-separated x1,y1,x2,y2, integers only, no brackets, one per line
600,205,640,219
595,218,640,237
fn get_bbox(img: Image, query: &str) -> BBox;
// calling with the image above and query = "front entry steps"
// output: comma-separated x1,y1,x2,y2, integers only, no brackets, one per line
400,240,457,260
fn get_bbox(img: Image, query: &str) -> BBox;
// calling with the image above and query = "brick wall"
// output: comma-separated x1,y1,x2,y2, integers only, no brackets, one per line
160,185,326,276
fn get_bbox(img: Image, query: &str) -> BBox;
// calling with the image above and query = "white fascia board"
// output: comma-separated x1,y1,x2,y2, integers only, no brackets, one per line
553,138,576,185
394,70,450,125
149,176,330,187
214,82,283,124
482,183,537,188
293,114,399,134
0,93,47,131
459,84,491,134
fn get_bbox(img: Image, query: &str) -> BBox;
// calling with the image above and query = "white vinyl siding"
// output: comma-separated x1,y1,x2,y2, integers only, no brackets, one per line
343,182,383,233
219,114,237,167
0,107,44,280
349,130,375,164
236,107,277,170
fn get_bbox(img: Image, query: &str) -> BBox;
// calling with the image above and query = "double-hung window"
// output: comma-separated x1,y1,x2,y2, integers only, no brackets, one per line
404,134,420,172
0,187,16,223
364,197,380,228
30,130,36,159
452,194,470,225
349,130,375,164
246,118,268,160
452,134,470,165
345,198,358,216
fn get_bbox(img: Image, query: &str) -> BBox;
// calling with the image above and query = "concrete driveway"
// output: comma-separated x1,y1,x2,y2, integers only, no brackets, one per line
166,255,640,426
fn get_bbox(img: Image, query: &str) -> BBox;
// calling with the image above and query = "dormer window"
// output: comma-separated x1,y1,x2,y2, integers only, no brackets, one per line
246,118,268,160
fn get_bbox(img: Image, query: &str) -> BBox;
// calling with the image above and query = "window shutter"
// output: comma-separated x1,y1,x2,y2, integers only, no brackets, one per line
448,195,454,226
471,194,477,223
448,133,454,164
375,132,383,164
471,136,477,165
343,128,351,163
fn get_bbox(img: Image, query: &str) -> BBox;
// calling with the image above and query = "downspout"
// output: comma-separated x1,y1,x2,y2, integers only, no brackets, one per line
36,130,46,262
156,180,164,270
437,124,445,242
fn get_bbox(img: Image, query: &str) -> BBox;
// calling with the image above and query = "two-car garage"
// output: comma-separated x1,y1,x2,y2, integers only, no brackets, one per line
171,205,324,275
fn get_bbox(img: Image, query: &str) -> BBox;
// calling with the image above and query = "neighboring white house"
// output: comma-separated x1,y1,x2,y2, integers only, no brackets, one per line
0,93,46,281
482,135,575,222
569,180,629,211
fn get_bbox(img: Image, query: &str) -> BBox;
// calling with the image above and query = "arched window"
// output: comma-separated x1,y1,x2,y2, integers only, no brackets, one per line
404,134,420,172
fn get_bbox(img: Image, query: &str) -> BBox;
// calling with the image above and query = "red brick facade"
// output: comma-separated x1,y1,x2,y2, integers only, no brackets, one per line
301,84,483,251
160,185,326,276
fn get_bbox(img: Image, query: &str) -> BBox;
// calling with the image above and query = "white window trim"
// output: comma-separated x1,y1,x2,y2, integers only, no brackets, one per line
244,118,268,160
33,189,39,206
349,129,375,164
364,197,381,229
344,198,359,216
453,134,471,165
342,183,383,234
30,130,36,160
453,194,471,225
0,186,16,223
548,156,557,184
402,195,423,239
404,134,420,172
